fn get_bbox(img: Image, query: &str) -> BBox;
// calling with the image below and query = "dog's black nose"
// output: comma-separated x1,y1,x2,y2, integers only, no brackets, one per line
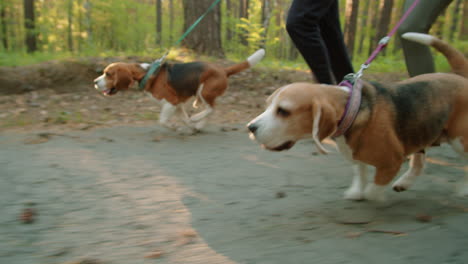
248,123,258,134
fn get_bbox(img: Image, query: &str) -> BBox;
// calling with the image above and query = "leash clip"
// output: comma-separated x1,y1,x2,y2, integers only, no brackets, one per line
152,51,169,65
379,36,390,46
355,63,369,80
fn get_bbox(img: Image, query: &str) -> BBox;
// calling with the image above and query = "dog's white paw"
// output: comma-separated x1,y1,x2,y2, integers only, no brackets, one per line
194,119,206,131
364,183,387,202
392,176,413,192
344,186,364,201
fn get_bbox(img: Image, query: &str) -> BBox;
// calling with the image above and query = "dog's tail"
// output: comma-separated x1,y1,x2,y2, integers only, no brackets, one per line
224,49,265,77
402,32,468,78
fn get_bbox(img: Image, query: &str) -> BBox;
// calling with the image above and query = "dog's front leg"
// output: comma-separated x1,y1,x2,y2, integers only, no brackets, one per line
190,83,213,123
159,102,177,129
344,163,368,201
364,164,402,202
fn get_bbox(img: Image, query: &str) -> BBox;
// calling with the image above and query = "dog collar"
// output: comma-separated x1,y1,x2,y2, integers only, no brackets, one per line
333,78,363,138
138,55,167,90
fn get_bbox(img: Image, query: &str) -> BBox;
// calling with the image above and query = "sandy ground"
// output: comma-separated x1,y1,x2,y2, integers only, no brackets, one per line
1,124,468,264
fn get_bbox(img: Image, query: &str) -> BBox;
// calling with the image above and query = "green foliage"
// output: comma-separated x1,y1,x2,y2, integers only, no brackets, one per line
1,0,467,77
236,17,265,52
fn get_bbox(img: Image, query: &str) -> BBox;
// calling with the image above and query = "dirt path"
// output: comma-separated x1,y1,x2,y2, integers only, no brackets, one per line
1,61,467,263
1,125,468,264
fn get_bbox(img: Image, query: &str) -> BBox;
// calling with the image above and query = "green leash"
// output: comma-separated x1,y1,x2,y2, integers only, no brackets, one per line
139,0,222,90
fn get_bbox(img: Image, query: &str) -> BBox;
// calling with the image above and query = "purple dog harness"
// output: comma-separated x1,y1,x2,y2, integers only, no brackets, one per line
333,78,363,138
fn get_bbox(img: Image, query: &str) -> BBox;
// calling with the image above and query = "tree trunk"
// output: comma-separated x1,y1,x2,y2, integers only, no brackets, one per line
372,0,393,56
432,8,447,38
67,0,74,52
84,0,92,46
226,0,233,41
169,0,173,44
392,0,405,54
182,0,224,57
449,0,462,41
238,0,249,46
260,0,272,49
24,0,37,53
461,0,468,40
343,0,359,59
156,0,162,46
77,0,83,52
357,0,370,55
366,0,379,56
1,1,8,50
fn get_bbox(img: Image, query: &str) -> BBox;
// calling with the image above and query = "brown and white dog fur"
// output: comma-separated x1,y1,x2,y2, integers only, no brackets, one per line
94,49,265,130
247,33,468,201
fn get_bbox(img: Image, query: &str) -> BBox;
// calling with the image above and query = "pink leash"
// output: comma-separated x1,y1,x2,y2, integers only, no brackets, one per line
365,0,421,66
333,0,421,138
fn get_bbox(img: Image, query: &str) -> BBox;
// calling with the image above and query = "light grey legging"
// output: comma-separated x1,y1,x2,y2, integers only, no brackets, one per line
397,0,453,77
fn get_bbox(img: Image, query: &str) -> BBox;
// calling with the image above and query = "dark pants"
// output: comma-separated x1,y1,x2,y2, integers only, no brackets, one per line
286,0,354,84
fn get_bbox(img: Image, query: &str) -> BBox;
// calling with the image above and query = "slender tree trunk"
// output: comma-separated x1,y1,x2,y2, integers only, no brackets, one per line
392,0,405,54
67,0,74,52
343,0,359,59
372,0,393,56
1,1,8,50
23,0,37,53
461,0,468,40
357,0,370,56
449,0,462,41
226,0,233,41
366,0,379,56
432,8,447,38
156,0,162,46
84,0,92,46
77,0,83,52
169,0,173,44
238,0,249,46
182,0,224,57
260,0,272,49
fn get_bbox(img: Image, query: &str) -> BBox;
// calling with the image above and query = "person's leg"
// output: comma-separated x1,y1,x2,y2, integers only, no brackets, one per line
398,0,453,77
319,0,354,83
286,0,336,84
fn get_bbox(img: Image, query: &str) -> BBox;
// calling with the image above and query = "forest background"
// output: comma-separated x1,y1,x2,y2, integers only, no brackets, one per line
1,0,468,73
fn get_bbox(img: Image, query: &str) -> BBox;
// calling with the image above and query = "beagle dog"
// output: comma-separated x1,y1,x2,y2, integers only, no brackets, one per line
94,49,265,130
248,33,468,201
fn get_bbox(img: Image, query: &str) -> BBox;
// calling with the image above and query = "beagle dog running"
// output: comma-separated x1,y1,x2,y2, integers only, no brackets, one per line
248,33,468,201
94,49,265,130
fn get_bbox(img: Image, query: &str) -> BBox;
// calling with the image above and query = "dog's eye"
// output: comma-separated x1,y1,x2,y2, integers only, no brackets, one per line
105,72,111,77
276,107,290,117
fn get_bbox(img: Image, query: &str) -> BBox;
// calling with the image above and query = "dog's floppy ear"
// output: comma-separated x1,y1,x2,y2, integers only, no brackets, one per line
113,67,134,90
266,86,284,105
311,102,337,154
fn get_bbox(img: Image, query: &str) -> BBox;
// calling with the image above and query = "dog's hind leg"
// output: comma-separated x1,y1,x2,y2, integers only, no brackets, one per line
191,83,214,122
178,104,195,127
449,137,468,196
392,152,426,192
178,104,206,131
